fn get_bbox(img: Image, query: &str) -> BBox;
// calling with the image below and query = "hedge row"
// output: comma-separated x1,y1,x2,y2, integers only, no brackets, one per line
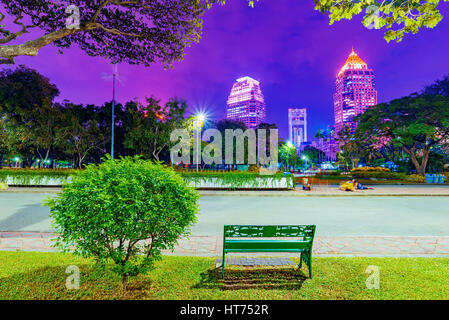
0,168,295,189
350,166,391,173
178,171,295,189
0,169,76,184
350,171,407,180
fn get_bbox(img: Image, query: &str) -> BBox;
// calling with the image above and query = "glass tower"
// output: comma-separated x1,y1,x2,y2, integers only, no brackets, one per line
226,76,266,128
333,49,377,133
288,108,307,150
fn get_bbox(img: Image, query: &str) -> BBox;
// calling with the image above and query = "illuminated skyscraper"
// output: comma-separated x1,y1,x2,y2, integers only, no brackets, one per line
288,108,307,150
333,49,377,133
226,76,266,128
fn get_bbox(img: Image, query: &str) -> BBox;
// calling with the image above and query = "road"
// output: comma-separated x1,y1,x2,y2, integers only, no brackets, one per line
1,191,449,236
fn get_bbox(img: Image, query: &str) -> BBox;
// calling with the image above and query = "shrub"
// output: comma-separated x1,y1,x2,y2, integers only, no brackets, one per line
248,164,260,172
350,171,407,180
350,166,391,173
46,156,200,289
406,174,426,183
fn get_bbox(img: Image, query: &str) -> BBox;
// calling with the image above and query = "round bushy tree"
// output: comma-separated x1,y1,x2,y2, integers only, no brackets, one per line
47,156,199,289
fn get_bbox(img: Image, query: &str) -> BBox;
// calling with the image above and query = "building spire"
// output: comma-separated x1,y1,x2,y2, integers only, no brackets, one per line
337,47,367,76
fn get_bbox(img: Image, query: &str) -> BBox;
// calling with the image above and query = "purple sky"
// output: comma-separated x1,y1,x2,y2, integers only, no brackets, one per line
10,1,449,139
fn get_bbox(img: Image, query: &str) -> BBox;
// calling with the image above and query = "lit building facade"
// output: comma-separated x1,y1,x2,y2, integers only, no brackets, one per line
226,76,266,128
288,108,307,150
333,49,377,133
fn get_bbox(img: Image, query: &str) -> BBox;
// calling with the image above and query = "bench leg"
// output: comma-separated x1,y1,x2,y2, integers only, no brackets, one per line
307,250,313,279
222,252,226,280
298,253,303,269
300,250,313,279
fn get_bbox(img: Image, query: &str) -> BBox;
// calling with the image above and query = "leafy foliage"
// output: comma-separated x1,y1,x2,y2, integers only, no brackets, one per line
46,156,200,289
0,168,295,189
0,0,225,65
0,168,75,184
313,0,449,42
354,93,449,175
350,166,391,172
278,141,300,170
0,67,192,167
124,97,188,161
349,166,405,179
301,146,326,165
406,174,425,182
350,170,407,179
178,170,295,189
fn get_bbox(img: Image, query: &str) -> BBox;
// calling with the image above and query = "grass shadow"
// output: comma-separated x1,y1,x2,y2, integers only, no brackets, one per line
194,266,308,291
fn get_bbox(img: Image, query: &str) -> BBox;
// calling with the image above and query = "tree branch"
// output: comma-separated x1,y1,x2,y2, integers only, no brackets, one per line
90,0,111,23
0,27,77,60
0,11,36,45
85,22,144,38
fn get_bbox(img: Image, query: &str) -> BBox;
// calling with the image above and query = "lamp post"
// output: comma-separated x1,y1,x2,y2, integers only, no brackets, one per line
302,155,308,171
195,113,206,172
13,156,20,168
111,72,116,159
102,65,120,160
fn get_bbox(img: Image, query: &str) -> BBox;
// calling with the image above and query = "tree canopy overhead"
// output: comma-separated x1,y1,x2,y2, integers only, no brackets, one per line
0,0,222,65
249,0,449,42
1,0,446,65
314,0,449,42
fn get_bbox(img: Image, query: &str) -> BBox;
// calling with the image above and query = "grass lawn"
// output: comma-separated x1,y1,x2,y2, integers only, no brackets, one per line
1,252,448,300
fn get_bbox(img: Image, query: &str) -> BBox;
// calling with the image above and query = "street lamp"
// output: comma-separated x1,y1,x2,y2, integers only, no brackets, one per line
13,156,20,168
195,113,206,171
302,155,308,171
102,66,120,159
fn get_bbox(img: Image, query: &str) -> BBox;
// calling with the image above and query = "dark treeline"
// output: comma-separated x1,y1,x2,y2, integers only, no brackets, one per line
0,66,188,168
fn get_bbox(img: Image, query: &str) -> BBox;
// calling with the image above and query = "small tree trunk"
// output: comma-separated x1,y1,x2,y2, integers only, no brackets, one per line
419,148,431,175
122,275,128,290
409,153,423,175
403,146,423,175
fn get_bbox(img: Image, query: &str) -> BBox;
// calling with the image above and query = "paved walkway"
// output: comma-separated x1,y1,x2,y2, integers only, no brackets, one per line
3,185,449,196
1,232,448,257
201,185,449,197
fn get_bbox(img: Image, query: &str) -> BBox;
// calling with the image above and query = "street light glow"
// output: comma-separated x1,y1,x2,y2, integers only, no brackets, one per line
194,112,207,172
196,113,206,122
286,141,293,148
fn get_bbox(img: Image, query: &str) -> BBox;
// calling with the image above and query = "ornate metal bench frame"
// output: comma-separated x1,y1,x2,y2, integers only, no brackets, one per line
222,224,316,279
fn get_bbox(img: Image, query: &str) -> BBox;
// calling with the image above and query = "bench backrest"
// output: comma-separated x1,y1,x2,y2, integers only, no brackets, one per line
224,225,316,242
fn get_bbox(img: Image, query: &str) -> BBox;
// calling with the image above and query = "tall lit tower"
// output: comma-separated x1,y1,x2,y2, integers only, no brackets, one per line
333,48,377,133
288,108,307,150
226,76,266,128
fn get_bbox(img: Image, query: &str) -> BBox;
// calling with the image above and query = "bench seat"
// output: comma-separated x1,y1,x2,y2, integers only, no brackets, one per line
225,239,311,252
221,225,316,279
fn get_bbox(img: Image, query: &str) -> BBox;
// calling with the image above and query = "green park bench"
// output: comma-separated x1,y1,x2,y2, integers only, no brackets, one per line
221,224,316,279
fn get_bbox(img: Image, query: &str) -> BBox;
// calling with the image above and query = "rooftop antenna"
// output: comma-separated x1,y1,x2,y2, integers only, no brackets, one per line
102,65,124,159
